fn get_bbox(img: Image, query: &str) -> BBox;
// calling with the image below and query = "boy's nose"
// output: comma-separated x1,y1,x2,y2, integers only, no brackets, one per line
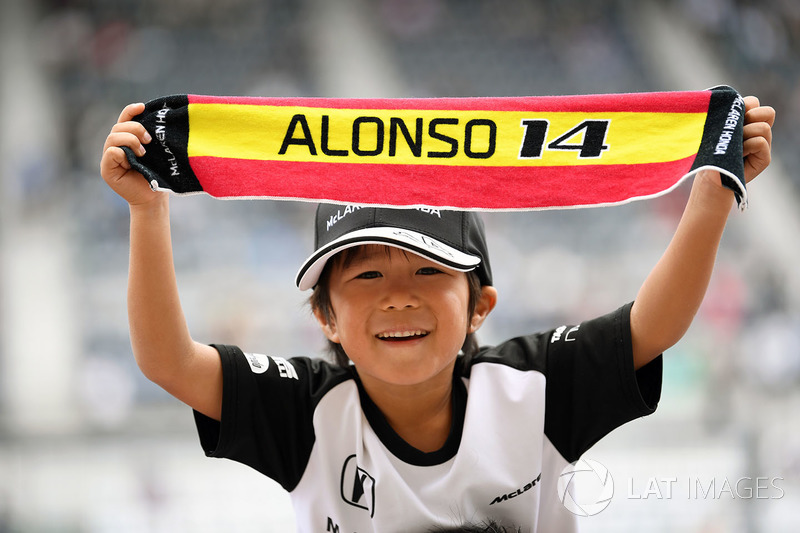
381,279,420,310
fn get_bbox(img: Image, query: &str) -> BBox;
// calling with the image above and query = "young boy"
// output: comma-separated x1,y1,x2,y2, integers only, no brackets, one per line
100,97,774,532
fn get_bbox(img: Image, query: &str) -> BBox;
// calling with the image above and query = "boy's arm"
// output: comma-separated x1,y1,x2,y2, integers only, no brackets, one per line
101,103,223,420
630,96,775,370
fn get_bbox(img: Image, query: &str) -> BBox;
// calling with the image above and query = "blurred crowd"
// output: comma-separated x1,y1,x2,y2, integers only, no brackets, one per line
670,0,800,189
1,0,798,531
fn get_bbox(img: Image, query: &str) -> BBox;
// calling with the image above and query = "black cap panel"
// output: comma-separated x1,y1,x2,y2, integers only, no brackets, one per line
297,204,492,289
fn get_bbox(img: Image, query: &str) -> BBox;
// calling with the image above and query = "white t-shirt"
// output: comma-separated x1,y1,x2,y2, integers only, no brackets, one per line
194,302,662,532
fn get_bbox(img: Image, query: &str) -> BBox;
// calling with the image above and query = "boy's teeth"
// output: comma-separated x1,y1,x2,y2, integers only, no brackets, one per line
378,330,427,339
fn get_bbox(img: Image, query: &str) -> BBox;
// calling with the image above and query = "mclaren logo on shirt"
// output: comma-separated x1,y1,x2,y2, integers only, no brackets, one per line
340,454,376,517
489,473,542,505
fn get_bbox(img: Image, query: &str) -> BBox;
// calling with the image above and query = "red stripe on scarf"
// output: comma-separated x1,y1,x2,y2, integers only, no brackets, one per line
188,155,697,209
187,92,712,114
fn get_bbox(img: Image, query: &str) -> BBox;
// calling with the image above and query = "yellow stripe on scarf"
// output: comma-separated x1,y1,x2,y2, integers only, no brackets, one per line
187,103,707,167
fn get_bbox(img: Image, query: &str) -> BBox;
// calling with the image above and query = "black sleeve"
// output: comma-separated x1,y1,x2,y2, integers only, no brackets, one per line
193,345,351,491
543,302,662,462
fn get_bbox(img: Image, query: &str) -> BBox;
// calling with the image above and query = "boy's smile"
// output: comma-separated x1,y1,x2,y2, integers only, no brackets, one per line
375,329,429,340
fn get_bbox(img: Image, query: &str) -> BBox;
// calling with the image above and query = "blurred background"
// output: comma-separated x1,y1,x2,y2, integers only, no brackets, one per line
1,0,799,531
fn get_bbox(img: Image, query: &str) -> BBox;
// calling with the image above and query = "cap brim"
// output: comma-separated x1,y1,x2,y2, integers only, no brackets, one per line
295,227,481,290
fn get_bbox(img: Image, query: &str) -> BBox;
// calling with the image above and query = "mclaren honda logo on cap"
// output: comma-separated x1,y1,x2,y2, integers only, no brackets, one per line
326,205,364,231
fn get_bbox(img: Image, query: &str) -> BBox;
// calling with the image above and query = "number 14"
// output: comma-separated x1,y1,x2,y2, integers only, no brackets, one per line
519,119,610,159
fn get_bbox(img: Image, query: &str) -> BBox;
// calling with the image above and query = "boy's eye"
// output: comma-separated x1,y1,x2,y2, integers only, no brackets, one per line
356,271,382,280
417,267,443,275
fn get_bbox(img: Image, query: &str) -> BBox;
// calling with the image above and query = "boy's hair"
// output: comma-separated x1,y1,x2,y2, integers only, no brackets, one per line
310,245,483,368
426,519,521,533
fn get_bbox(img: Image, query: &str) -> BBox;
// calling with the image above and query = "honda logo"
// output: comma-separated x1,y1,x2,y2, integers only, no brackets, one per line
340,454,376,517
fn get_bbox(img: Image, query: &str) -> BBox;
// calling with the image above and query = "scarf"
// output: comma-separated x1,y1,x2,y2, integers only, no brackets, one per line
122,85,747,211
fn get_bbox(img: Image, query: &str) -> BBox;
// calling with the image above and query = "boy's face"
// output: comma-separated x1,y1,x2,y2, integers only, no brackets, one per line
316,245,495,390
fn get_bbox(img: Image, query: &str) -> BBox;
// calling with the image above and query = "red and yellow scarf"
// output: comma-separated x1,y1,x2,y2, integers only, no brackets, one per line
124,85,747,211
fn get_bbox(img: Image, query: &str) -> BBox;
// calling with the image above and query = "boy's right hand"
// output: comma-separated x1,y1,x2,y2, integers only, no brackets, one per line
101,103,160,206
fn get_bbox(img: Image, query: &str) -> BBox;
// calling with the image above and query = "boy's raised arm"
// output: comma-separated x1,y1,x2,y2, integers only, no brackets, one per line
101,103,223,421
630,96,775,369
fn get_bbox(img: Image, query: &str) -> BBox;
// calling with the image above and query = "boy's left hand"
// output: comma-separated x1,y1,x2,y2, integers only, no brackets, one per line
742,95,776,184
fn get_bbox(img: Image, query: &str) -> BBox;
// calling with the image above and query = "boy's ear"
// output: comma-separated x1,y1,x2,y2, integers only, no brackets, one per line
312,307,341,344
468,286,498,334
